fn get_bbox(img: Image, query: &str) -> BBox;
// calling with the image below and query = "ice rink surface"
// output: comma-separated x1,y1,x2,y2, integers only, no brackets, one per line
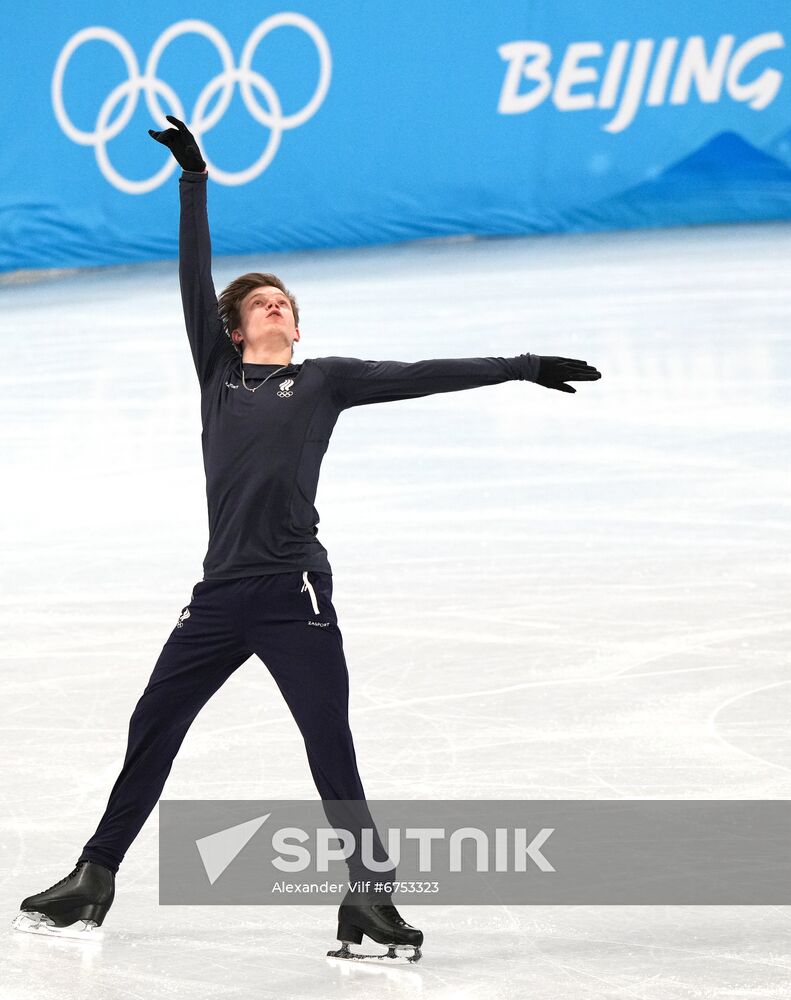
1,219,790,998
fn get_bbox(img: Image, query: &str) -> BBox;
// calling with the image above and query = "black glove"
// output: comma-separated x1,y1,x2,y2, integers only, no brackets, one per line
148,115,206,172
536,356,601,393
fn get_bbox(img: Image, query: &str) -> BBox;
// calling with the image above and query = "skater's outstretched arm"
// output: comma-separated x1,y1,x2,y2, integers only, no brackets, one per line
313,354,600,409
148,116,234,386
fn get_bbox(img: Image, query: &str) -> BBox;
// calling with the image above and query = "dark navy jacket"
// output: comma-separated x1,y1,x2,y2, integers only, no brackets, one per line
178,170,540,579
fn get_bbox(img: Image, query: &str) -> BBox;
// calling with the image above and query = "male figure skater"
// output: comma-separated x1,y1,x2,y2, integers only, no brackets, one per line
13,116,601,960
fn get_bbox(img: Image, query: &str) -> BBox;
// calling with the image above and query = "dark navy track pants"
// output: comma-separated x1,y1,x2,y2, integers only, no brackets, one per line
77,571,393,883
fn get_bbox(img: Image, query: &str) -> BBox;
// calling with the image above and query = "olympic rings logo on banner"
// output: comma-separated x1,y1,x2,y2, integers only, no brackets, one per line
51,15,332,194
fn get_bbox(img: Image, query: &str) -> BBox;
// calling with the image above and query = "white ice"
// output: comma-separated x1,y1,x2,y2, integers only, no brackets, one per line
1,220,790,999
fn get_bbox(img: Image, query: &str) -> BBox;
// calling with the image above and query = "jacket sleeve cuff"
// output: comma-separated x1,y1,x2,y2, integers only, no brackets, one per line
517,353,541,381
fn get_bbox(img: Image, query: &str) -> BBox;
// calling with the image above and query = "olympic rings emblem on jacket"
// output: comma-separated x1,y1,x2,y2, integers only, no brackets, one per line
51,15,332,193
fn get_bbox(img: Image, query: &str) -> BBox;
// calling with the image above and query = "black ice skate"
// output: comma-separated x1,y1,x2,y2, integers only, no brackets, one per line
12,861,115,939
326,891,423,963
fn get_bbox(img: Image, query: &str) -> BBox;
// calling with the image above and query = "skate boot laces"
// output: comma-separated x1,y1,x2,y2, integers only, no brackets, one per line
40,864,82,894
375,903,406,925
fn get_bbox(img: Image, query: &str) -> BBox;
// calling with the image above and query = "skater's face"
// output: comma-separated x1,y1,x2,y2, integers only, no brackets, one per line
231,285,300,356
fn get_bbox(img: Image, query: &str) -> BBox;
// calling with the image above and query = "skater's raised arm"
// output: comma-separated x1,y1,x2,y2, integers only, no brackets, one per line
314,354,600,409
148,116,230,386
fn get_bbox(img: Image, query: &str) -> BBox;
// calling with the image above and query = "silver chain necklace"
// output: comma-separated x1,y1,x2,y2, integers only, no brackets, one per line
240,363,288,393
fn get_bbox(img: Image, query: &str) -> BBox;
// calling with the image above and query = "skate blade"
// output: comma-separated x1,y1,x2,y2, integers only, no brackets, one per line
326,941,421,964
11,911,104,941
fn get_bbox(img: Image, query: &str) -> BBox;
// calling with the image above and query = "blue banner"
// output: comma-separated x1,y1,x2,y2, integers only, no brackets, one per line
3,3,791,271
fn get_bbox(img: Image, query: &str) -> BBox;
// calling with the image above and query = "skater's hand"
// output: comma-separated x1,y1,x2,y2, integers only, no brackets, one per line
148,115,206,173
536,356,601,393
